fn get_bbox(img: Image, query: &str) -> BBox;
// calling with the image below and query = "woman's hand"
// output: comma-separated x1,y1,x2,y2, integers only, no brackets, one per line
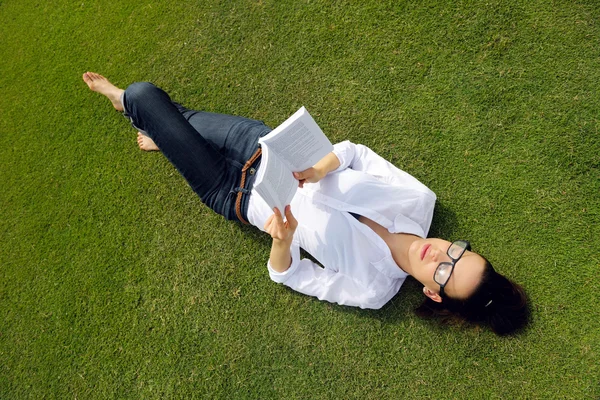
293,151,341,188
264,206,298,272
264,205,298,245
293,167,325,188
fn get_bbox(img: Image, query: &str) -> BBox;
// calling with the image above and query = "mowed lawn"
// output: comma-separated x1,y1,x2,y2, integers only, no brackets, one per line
1,0,598,398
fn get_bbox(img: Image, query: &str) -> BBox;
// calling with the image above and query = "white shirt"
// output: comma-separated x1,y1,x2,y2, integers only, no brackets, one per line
247,141,437,309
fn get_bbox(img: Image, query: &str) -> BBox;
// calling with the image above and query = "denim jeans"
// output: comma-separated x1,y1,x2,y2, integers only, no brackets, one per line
121,82,271,221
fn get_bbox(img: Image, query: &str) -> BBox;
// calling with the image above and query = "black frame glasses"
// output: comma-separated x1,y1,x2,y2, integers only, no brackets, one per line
433,240,471,298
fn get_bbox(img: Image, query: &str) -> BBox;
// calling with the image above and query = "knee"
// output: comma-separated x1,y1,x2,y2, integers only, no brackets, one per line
124,82,159,104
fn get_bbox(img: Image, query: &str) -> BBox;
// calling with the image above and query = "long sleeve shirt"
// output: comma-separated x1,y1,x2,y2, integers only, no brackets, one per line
247,141,437,309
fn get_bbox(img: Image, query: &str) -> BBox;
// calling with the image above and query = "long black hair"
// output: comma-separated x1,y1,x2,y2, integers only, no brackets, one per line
415,258,529,336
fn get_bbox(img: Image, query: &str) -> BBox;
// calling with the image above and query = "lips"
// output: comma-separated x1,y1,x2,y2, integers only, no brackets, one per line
420,244,431,261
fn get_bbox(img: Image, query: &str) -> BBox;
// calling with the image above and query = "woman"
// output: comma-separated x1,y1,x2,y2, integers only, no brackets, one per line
83,72,529,336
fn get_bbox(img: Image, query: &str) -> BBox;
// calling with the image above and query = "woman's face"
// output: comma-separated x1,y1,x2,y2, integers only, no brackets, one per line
408,238,486,301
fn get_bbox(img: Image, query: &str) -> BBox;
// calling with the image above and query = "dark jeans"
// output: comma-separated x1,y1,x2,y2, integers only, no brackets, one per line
121,82,271,221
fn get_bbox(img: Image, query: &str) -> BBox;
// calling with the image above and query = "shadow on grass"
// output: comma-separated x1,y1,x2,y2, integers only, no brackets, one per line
427,201,460,242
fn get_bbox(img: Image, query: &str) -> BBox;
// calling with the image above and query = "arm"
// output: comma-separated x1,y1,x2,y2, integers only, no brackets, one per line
268,255,389,310
263,206,391,309
293,141,389,186
293,151,340,188
331,140,437,192
263,206,297,272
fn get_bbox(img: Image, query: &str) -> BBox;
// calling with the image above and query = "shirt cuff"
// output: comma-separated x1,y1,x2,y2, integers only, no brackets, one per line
267,242,301,284
331,140,354,172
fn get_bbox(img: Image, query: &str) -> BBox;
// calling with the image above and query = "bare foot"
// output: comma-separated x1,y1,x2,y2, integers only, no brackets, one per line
82,72,125,111
137,132,159,151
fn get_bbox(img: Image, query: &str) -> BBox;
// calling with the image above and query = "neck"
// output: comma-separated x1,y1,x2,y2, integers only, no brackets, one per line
357,216,420,275
388,233,420,275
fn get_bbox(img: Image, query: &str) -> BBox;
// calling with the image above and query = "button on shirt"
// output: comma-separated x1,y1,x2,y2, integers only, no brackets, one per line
247,141,437,309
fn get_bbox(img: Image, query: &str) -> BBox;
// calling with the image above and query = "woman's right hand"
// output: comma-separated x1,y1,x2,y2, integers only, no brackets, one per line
293,167,325,188
293,151,341,188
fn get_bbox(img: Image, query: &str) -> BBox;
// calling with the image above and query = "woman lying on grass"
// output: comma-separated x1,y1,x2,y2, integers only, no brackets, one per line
83,72,529,336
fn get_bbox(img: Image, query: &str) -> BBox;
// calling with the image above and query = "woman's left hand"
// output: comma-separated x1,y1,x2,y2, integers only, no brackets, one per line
264,205,298,245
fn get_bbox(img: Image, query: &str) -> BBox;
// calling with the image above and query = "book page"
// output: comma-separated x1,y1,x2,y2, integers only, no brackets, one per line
253,145,298,212
260,107,333,172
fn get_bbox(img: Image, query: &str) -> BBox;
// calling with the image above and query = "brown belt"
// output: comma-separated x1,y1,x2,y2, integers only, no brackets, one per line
235,147,262,224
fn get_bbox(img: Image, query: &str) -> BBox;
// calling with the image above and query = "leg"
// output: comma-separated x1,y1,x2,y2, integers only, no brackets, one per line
180,108,271,166
134,104,269,155
84,72,160,151
84,73,266,220
121,82,237,215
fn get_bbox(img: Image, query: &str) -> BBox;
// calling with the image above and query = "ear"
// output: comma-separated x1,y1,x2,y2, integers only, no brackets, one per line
423,286,443,303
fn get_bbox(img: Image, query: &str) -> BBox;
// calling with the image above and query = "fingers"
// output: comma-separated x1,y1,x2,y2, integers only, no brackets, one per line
264,206,297,241
264,208,284,237
273,207,284,224
293,171,305,188
263,213,275,231
284,205,298,229
294,167,322,187
294,169,314,188
293,169,312,180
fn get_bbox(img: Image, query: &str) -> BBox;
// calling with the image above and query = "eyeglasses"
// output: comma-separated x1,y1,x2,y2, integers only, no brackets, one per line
434,240,471,298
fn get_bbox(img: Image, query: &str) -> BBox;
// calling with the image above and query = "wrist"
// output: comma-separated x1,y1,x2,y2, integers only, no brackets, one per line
272,237,293,248
315,166,326,180
270,238,293,272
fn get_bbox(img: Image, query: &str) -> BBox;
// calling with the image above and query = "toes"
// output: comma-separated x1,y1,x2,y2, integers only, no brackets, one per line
85,72,103,82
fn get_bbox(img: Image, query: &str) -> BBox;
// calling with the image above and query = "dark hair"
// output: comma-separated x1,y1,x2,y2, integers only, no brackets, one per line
415,258,529,336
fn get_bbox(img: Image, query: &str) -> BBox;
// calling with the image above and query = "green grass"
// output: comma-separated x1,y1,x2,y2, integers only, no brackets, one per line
1,0,599,398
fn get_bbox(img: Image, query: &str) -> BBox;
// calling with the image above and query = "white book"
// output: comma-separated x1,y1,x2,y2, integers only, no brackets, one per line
254,107,333,212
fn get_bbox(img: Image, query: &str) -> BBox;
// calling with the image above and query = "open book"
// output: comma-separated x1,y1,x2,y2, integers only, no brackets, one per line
254,107,333,212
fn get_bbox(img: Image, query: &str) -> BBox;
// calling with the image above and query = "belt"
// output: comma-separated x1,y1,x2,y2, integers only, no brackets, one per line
235,147,262,224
